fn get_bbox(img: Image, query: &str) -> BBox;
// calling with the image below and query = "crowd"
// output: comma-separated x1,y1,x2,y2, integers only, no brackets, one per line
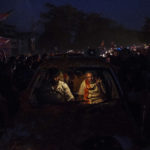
105,48,150,135
0,54,48,129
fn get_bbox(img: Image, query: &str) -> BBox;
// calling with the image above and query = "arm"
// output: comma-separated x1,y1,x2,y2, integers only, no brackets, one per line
63,82,74,101
96,79,106,96
78,81,85,100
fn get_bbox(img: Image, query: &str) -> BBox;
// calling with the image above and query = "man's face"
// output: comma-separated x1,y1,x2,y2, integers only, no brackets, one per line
54,76,59,83
86,73,94,83
49,74,59,85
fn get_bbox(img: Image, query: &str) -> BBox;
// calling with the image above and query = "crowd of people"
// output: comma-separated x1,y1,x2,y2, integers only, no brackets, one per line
105,48,150,135
0,54,48,128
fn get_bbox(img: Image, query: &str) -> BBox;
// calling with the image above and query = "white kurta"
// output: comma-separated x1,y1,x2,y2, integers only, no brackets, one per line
51,80,74,101
78,80,105,104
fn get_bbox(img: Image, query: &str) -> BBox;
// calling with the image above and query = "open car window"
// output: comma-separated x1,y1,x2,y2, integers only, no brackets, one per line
102,70,120,99
67,67,120,100
31,66,121,105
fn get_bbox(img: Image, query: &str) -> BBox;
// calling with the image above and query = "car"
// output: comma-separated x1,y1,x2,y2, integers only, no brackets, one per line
0,57,141,150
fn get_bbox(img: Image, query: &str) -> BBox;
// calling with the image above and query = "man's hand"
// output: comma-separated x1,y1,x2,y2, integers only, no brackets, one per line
96,79,102,85
78,95,84,101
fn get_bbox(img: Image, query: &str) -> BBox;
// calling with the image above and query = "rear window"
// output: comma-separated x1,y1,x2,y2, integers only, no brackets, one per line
30,66,121,105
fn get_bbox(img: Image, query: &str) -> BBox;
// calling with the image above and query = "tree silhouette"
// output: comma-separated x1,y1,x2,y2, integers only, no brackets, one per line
38,3,140,52
142,18,150,43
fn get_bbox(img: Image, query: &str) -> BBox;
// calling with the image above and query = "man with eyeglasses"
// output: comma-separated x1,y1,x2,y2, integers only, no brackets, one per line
78,71,106,104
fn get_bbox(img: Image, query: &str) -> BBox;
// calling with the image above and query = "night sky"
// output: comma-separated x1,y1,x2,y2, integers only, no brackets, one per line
1,0,150,31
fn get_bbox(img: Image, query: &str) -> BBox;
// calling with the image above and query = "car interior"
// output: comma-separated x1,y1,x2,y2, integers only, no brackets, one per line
30,67,120,106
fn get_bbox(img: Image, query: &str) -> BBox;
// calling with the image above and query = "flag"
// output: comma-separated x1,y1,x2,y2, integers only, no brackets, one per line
0,36,10,46
0,49,6,62
100,40,105,47
0,36,11,58
111,42,115,49
30,37,36,51
0,10,13,21
98,40,105,49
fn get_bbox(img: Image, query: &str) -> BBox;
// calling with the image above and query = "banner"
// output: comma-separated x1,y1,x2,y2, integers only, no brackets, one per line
0,10,13,21
0,36,11,57
0,36,10,46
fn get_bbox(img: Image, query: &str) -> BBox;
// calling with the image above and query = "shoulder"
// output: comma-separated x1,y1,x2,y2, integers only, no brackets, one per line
80,80,86,87
82,80,86,84
59,80,68,87
96,79,102,84
59,80,66,85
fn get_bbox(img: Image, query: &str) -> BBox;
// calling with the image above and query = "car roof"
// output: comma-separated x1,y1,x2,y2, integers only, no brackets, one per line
39,56,111,70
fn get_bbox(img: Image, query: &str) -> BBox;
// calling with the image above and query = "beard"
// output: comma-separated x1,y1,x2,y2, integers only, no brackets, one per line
88,79,94,84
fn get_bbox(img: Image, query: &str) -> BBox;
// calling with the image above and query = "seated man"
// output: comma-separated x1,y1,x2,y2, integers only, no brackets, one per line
78,71,106,104
48,69,74,103
36,69,74,105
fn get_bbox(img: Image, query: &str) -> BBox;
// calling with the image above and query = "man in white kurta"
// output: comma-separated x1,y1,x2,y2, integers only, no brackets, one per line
78,72,105,104
49,70,74,102
50,80,74,102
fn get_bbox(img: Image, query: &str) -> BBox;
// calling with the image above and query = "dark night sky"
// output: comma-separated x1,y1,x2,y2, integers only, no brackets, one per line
1,0,150,31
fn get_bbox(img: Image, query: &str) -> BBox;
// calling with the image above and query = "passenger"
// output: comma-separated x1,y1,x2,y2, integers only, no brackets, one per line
78,71,106,104
48,69,75,102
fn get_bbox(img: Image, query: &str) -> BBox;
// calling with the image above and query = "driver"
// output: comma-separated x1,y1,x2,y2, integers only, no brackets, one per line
78,71,106,104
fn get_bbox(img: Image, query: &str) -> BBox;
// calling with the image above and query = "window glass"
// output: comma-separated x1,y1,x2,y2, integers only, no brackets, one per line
31,67,120,105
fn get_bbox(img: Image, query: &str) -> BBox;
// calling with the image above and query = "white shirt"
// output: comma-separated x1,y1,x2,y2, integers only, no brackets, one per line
51,80,74,101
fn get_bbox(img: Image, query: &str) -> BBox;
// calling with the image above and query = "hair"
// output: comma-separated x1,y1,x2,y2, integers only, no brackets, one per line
85,71,93,76
85,71,96,78
48,68,60,78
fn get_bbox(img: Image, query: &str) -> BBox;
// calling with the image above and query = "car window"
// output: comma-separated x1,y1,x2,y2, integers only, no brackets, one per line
102,70,120,99
68,67,120,100
30,66,121,106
